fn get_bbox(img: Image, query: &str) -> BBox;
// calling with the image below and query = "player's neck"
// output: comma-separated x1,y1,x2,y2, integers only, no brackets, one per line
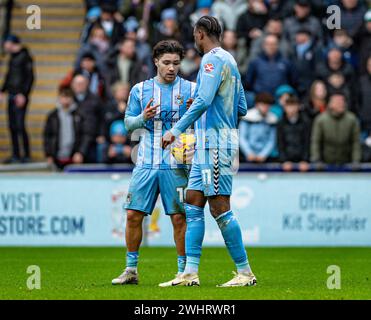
154,75,177,85
203,42,221,55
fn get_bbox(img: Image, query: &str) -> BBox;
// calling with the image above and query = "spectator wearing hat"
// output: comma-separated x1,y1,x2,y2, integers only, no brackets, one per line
310,92,361,165
289,28,321,97
283,0,324,49
61,52,108,100
277,95,311,172
105,37,149,88
43,87,88,170
271,84,297,119
239,92,278,163
245,34,297,95
0,34,34,163
356,9,371,75
151,8,182,47
358,55,371,161
339,0,367,39
236,0,268,49
104,120,132,164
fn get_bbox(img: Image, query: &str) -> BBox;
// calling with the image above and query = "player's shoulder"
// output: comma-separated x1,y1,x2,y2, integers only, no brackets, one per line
179,77,195,87
131,78,153,95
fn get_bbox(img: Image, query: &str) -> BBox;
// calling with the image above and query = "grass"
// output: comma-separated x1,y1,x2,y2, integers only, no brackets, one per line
0,247,370,300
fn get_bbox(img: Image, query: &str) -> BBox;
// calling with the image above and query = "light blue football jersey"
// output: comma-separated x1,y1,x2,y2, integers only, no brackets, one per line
170,47,248,150
125,76,196,169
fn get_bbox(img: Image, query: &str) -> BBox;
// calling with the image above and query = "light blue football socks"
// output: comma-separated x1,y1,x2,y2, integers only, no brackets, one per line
126,251,139,272
215,210,251,273
177,255,186,274
184,204,205,274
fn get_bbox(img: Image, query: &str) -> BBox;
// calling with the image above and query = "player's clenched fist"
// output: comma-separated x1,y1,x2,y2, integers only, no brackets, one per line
186,98,194,110
143,98,160,120
162,131,175,149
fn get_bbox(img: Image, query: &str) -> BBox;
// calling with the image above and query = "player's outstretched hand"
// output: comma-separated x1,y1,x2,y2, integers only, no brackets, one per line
162,131,175,149
143,98,160,121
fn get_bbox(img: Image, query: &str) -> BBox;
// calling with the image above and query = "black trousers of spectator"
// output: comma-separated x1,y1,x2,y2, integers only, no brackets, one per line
7,94,30,158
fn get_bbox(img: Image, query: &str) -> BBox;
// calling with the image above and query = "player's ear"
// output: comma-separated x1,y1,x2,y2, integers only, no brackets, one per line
154,58,159,68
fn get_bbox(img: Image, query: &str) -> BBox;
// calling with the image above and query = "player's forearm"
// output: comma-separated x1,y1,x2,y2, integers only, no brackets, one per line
170,97,208,137
124,113,145,131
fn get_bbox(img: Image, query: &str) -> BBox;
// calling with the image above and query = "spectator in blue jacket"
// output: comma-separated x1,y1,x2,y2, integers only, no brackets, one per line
239,92,278,163
271,84,297,119
245,34,297,95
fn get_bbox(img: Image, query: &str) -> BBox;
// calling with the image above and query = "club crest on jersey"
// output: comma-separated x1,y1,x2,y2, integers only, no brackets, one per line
204,63,214,73
175,94,184,105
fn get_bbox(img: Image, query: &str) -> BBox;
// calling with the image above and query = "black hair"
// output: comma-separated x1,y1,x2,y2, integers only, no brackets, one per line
195,16,222,40
152,40,185,60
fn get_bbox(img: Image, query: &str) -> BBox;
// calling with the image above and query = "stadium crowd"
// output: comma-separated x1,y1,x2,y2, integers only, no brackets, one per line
1,0,371,170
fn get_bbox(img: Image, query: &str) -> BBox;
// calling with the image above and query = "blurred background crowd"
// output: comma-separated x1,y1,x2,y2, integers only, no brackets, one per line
0,0,371,171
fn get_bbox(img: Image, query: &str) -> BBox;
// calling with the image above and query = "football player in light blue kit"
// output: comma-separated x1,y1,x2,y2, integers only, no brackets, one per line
112,40,196,286
162,16,257,287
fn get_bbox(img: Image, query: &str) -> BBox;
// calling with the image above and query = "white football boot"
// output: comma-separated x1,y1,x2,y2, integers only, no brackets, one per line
111,269,138,285
217,271,257,287
159,273,200,287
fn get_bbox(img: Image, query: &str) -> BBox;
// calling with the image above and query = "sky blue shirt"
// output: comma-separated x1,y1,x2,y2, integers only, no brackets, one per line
125,76,196,169
170,47,248,150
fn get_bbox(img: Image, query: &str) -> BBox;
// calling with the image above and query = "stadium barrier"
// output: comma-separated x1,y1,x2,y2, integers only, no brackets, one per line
1,171,370,247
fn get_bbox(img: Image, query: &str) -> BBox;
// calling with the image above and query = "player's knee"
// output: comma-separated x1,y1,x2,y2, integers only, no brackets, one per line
126,211,144,227
171,214,186,229
209,203,230,218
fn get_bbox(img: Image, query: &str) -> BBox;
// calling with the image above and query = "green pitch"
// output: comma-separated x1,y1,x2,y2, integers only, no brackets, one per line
1,247,370,300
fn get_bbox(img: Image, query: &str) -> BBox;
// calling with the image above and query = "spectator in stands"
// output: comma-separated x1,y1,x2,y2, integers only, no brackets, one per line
290,28,321,97
277,96,311,172
189,0,213,29
180,46,201,82
105,37,149,88
103,120,132,164
271,84,297,119
316,47,357,113
245,34,297,95
357,9,371,75
339,0,367,39
97,81,130,162
310,93,361,165
85,3,125,46
43,87,87,170
0,35,34,164
239,92,278,163
61,53,108,100
124,16,155,77
266,0,293,19
283,0,324,48
212,0,248,32
71,74,102,163
358,56,371,162
248,17,291,61
222,30,248,74
151,8,182,47
0,0,13,55
328,29,358,70
302,80,328,122
236,0,268,49
76,25,110,73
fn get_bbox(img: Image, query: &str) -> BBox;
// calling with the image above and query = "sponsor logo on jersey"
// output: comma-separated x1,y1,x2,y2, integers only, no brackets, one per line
204,63,214,73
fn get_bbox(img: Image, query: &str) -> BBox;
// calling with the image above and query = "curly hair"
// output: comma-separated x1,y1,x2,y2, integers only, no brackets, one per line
152,40,185,60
